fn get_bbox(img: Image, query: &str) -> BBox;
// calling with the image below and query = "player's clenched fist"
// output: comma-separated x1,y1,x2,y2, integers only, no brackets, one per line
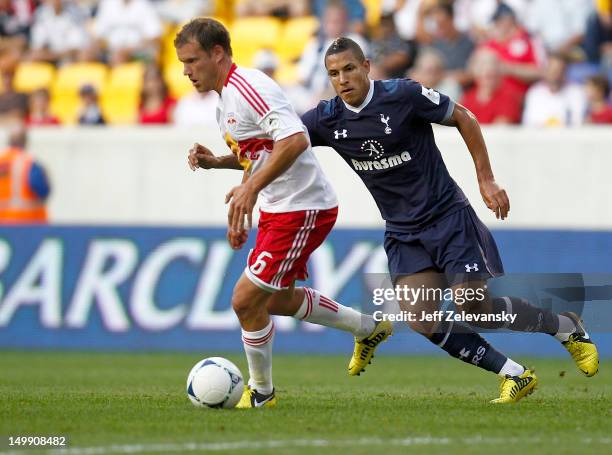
188,143,218,171
227,228,248,250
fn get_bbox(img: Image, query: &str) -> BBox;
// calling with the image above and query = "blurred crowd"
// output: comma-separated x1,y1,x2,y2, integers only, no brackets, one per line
1,0,612,128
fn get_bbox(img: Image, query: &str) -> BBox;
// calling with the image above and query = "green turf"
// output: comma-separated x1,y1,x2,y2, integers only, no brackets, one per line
0,352,610,455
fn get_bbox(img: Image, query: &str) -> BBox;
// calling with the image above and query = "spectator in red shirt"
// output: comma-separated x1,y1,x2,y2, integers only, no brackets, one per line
138,65,175,124
26,88,60,126
461,48,522,124
481,3,541,96
585,74,612,124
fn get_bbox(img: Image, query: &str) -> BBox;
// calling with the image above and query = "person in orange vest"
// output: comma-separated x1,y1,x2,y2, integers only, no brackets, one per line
0,124,50,223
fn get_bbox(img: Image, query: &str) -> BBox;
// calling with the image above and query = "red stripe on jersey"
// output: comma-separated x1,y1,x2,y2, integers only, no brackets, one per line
229,76,268,116
228,80,265,116
232,71,270,112
238,138,273,156
224,63,237,87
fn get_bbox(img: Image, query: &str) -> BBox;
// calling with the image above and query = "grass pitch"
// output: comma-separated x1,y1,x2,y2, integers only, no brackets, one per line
0,352,610,454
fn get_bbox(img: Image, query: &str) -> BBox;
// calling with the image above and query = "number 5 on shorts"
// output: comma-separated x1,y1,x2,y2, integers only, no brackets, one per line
250,251,272,275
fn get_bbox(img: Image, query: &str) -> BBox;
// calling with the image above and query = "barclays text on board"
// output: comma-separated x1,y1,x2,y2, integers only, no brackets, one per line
0,226,387,334
1,226,611,354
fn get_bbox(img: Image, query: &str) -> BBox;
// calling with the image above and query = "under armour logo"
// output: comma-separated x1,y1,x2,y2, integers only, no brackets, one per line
334,129,348,139
380,114,392,134
465,263,479,272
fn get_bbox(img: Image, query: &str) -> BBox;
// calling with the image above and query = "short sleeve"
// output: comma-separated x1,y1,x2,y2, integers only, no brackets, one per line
258,105,304,142
404,79,455,124
301,108,326,147
249,76,304,141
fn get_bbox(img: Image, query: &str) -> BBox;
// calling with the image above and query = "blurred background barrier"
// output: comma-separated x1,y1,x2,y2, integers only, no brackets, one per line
8,126,612,229
0,225,611,355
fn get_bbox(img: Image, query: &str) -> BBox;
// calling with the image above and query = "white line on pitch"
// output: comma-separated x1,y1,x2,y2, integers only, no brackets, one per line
1,437,610,455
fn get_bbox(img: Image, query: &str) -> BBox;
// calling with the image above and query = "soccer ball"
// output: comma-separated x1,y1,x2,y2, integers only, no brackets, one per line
186,357,244,409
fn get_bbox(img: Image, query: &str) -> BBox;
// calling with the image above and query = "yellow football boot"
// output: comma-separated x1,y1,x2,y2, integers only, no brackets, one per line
348,320,393,376
490,369,537,404
560,312,599,377
236,385,277,408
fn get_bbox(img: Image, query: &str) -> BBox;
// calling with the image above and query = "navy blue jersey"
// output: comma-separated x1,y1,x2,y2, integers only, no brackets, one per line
301,78,469,232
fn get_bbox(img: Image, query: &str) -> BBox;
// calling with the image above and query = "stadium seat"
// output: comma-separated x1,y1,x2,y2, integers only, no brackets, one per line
51,63,108,124
275,62,299,85
363,0,382,28
100,63,145,124
13,62,56,93
106,62,144,92
164,62,195,99
230,17,282,66
276,16,319,63
161,24,181,72
213,0,234,22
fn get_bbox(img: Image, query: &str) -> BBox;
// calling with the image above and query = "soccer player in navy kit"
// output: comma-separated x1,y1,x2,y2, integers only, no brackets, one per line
300,38,599,403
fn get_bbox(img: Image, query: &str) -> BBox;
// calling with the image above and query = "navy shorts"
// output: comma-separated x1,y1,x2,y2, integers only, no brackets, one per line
384,205,504,284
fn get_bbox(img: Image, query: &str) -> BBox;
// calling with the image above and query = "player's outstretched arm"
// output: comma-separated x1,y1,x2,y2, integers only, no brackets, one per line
442,103,510,220
188,143,243,171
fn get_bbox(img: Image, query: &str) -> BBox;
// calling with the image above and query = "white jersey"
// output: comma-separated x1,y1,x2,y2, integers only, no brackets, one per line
216,64,337,213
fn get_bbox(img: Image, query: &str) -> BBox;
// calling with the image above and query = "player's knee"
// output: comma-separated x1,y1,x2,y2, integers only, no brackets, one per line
231,279,259,320
231,294,253,320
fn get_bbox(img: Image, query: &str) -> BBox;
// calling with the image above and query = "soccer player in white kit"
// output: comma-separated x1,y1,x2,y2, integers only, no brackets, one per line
175,18,392,408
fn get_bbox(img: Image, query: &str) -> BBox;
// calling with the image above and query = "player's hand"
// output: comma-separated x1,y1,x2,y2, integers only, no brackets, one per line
480,180,510,220
227,228,249,250
188,143,218,171
225,182,258,234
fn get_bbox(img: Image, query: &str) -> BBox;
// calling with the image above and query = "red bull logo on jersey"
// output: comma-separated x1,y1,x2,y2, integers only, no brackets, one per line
351,151,412,171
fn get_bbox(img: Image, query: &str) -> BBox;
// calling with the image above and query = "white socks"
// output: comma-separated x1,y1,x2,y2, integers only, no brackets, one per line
294,288,376,339
241,320,275,394
553,314,577,342
240,290,376,394
498,358,526,377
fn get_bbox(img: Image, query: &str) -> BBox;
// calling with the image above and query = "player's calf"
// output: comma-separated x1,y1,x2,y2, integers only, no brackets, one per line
270,286,388,376
426,318,536,402
486,298,599,376
233,274,277,403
